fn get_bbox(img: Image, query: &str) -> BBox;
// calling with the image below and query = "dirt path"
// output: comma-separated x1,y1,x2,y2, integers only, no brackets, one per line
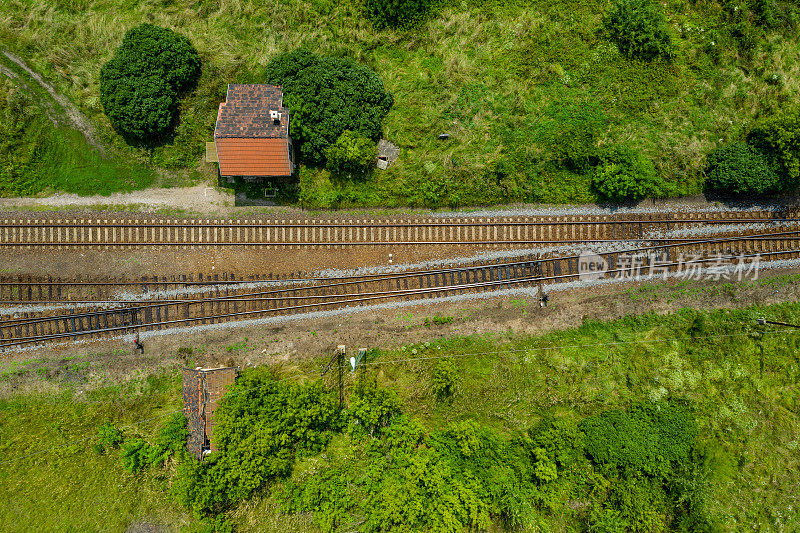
2,49,105,153
0,184,234,213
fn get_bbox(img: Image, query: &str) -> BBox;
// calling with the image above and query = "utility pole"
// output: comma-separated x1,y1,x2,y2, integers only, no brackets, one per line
320,344,346,410
337,345,345,409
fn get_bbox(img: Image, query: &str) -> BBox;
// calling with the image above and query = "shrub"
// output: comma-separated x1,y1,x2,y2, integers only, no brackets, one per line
100,24,200,142
364,0,432,28
705,141,780,195
747,107,800,189
325,130,376,176
265,49,393,164
349,373,402,437
603,0,675,61
533,101,606,173
592,145,663,201
95,423,124,453
581,401,697,477
121,438,152,473
147,413,188,467
431,359,458,401
172,368,341,515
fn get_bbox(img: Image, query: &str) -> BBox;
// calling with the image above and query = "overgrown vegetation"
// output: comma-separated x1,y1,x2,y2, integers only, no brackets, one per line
0,76,155,196
3,301,800,530
602,0,675,61
2,0,799,204
364,0,433,28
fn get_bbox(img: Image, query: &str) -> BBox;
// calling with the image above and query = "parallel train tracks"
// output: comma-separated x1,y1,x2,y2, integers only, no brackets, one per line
3,226,800,350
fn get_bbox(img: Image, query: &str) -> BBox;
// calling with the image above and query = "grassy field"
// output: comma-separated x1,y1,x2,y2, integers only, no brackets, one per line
1,299,798,531
0,0,798,205
0,57,157,196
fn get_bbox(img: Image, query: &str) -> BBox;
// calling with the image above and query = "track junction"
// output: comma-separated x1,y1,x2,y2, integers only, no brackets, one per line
2,209,800,350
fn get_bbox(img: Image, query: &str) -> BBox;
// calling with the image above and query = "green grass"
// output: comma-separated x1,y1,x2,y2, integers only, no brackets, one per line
2,299,800,530
0,372,192,531
1,0,798,205
0,68,156,196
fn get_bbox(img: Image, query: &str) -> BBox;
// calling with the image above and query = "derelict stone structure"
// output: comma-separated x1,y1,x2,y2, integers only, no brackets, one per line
182,366,239,460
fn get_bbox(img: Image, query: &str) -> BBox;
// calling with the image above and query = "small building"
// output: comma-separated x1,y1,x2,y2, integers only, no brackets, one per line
182,366,239,459
210,84,294,183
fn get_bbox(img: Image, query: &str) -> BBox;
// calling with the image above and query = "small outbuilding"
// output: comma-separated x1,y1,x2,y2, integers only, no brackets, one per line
212,84,294,183
182,366,239,459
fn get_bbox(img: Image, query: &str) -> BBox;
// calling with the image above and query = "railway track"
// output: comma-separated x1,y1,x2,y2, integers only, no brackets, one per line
0,211,797,247
3,230,799,350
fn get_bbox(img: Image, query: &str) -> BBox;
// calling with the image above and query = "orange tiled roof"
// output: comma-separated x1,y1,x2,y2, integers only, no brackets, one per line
215,138,292,177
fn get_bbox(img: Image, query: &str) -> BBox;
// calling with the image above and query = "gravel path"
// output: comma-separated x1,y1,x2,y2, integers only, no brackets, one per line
0,184,234,213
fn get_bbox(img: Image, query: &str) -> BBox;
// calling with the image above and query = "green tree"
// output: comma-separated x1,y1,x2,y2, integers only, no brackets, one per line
705,141,780,195
100,75,176,142
100,24,201,142
265,49,393,164
603,0,675,61
592,145,663,202
747,107,800,189
364,0,432,28
172,368,341,515
325,130,376,176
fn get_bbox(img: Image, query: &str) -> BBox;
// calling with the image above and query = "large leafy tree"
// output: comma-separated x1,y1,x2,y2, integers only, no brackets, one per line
100,24,200,142
265,49,394,164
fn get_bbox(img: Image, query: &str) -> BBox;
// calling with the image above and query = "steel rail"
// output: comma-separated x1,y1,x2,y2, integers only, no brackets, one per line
0,248,789,350
0,216,796,228
0,230,800,318
2,228,797,331
2,230,799,315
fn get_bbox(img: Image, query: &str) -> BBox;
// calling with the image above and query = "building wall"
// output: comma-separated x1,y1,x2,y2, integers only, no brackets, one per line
181,367,239,460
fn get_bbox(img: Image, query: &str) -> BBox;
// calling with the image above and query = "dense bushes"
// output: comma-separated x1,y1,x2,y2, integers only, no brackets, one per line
172,368,341,515
705,141,780,194
603,0,675,61
592,145,664,202
95,412,187,472
747,107,800,188
364,0,432,28
581,402,697,476
705,107,800,195
283,393,707,532
264,49,393,165
325,130,376,176
100,24,200,142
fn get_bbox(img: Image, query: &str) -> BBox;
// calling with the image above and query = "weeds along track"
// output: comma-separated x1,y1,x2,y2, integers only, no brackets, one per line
1,211,798,248
2,230,800,350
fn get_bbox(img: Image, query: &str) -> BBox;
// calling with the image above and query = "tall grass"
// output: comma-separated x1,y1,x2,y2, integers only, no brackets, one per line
1,0,798,203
